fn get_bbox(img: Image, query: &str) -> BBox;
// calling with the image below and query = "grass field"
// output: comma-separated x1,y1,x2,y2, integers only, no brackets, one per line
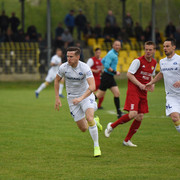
0,79,180,180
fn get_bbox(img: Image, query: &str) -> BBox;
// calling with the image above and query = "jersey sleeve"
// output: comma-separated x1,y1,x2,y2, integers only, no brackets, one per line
84,64,94,79
57,64,65,78
128,59,140,74
86,58,94,67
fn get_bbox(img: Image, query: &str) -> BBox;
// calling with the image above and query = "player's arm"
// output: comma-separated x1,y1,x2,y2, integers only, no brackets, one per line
72,77,96,105
54,74,62,110
127,59,145,90
127,72,145,90
146,72,163,88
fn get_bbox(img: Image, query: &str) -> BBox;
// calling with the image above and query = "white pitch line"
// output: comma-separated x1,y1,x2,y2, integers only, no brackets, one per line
106,110,168,119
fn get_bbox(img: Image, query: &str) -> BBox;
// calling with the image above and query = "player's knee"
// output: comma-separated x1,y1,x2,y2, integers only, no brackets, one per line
170,113,180,122
136,114,144,121
80,127,88,132
129,111,138,119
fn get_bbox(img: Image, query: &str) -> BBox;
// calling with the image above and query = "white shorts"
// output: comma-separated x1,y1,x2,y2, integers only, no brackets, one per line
166,94,180,116
45,72,56,83
68,93,97,122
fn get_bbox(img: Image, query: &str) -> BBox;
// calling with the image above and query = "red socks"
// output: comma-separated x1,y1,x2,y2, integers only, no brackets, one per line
124,119,141,142
111,114,131,128
98,97,104,108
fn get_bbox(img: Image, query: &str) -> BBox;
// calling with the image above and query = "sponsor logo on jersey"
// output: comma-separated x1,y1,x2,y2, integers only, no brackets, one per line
173,62,177,65
151,66,154,70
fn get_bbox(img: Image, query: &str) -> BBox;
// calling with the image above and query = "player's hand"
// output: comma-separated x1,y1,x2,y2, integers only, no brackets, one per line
145,82,153,91
55,98,62,111
139,83,146,90
116,71,120,76
146,84,155,92
72,97,82,105
173,81,180,88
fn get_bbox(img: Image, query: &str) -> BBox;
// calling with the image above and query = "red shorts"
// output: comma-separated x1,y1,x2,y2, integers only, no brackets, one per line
124,93,149,114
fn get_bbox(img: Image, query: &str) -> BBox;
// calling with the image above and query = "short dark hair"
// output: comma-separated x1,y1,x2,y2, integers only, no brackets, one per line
95,48,101,51
144,41,156,49
165,37,176,46
66,47,81,56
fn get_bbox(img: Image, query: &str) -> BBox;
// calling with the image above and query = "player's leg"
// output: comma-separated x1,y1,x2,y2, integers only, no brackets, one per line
95,89,106,99
59,77,65,98
170,112,180,133
123,113,143,147
110,86,123,118
85,108,101,157
35,81,49,98
105,111,137,138
76,118,89,132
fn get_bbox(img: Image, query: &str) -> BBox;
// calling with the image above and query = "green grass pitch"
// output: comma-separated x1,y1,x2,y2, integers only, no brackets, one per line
0,79,180,180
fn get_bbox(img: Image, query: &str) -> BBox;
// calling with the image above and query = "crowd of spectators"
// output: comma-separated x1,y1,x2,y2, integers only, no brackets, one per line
0,9,180,51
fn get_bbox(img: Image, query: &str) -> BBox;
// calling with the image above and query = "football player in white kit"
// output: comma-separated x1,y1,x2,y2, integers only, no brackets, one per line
146,38,180,133
54,47,102,157
35,48,64,98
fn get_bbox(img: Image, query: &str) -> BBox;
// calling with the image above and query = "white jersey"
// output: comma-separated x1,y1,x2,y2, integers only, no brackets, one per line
160,53,180,95
45,55,62,82
57,61,94,98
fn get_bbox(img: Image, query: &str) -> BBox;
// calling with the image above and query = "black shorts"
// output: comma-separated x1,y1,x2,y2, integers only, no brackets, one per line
99,72,117,91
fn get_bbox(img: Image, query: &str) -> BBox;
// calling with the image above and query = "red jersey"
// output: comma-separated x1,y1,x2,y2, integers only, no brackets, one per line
91,56,103,81
127,56,157,97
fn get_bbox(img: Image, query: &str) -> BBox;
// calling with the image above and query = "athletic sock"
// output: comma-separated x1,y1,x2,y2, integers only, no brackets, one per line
36,82,46,93
114,97,121,114
111,114,131,129
98,96,104,108
174,120,180,133
89,125,99,147
124,119,141,142
59,83,64,95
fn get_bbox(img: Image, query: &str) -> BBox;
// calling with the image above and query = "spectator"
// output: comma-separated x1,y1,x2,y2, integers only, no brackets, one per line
124,12,133,29
120,27,132,48
16,29,25,42
83,22,94,41
27,25,38,41
55,22,64,39
64,10,75,35
54,36,64,50
0,10,9,34
155,28,162,49
105,10,116,27
75,9,87,40
4,28,15,42
103,22,113,37
9,12,20,34
94,24,102,38
165,21,176,38
174,26,180,49
134,22,144,42
144,26,151,42
61,28,74,48
113,23,121,39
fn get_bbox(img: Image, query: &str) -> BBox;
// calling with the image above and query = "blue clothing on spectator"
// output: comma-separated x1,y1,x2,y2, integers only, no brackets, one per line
101,49,118,76
64,14,75,27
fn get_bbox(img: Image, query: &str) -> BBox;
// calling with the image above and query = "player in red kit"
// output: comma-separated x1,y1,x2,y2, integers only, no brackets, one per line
87,48,104,109
105,41,157,147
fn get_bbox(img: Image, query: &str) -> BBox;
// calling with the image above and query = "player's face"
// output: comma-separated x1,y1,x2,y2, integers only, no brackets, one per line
57,50,62,57
144,45,155,59
163,41,175,58
113,41,121,52
67,51,80,67
95,50,101,58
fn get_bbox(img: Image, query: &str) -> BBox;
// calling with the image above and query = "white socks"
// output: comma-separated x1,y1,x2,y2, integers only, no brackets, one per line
59,84,64,95
36,82,46,93
89,125,99,147
175,125,180,133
